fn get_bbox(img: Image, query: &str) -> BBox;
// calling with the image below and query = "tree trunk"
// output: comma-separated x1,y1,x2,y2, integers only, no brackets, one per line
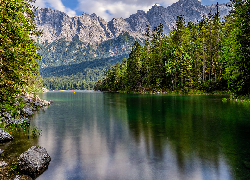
202,36,206,81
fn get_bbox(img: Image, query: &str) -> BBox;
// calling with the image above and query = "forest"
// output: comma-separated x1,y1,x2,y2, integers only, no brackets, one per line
39,32,136,90
94,0,250,98
43,70,103,90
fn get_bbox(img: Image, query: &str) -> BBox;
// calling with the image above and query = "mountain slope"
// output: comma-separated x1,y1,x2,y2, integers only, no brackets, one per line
35,0,231,44
38,32,136,68
37,0,232,90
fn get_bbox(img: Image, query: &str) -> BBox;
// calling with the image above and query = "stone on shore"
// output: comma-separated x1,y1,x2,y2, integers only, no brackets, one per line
14,175,32,180
42,87,49,93
2,112,30,125
0,161,7,167
0,128,14,142
17,146,51,178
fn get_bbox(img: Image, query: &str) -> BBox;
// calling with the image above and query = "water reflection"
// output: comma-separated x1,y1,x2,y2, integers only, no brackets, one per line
33,91,250,180
0,130,39,179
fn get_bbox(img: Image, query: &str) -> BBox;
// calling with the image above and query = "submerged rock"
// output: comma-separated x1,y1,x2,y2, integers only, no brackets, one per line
0,128,14,142
17,146,51,178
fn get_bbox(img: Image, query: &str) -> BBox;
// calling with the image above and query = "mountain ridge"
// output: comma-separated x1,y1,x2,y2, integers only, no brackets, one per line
37,0,232,89
35,0,231,44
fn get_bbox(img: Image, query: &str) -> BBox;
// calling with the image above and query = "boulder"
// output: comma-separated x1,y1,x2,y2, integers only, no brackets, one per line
17,146,51,178
0,128,14,142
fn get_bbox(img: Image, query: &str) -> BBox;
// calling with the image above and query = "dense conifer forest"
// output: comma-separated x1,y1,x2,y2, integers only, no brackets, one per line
94,0,250,98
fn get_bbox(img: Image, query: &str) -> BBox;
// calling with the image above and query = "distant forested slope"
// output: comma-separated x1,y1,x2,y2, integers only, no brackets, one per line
39,32,136,90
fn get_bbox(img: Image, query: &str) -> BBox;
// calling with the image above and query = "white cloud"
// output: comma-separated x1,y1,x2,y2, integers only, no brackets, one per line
77,0,179,21
33,0,76,17
33,0,46,8
33,0,183,20
64,8,77,17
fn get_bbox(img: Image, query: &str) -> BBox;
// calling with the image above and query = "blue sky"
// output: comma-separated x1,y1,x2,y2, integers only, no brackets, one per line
33,0,231,20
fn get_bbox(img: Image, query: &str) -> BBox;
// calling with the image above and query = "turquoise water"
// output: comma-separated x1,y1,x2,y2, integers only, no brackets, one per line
32,91,250,180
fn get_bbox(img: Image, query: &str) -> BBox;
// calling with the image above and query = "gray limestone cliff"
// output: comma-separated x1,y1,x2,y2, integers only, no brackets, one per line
125,0,231,35
35,0,231,44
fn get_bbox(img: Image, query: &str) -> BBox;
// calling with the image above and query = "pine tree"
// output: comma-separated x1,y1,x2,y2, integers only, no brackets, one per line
126,41,141,91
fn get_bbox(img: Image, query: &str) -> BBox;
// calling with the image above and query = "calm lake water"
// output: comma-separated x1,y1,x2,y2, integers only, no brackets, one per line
30,91,250,180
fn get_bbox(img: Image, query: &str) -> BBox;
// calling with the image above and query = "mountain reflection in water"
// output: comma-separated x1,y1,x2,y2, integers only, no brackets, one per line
31,91,250,180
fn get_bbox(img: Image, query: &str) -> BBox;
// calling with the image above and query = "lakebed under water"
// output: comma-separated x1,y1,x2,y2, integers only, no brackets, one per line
15,90,250,179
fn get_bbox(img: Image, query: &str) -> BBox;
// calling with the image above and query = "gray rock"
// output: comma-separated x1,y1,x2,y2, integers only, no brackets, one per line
17,146,51,178
34,0,231,44
2,112,12,119
0,128,14,142
14,174,32,180
12,117,30,125
22,106,34,116
0,161,7,167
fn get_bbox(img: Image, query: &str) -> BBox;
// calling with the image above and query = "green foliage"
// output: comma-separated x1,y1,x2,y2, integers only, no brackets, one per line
39,32,137,90
40,54,128,78
95,0,250,98
95,11,226,93
222,0,250,96
222,98,228,102
95,1,250,98
0,119,29,134
0,0,42,115
9,162,17,172
43,73,97,90
31,126,41,137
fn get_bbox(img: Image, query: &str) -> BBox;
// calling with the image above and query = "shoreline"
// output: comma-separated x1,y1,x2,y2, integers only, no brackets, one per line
0,92,51,179
100,89,230,96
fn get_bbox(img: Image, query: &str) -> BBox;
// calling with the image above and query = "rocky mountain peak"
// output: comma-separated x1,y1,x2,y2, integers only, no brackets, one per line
90,13,98,19
35,0,231,44
176,0,202,6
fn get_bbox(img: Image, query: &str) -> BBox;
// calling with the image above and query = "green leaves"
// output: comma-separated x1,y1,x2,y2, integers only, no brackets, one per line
95,1,250,96
0,0,42,115
222,0,250,96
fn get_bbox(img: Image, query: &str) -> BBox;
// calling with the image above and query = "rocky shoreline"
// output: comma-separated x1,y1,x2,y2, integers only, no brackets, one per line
0,92,52,179
1,93,52,128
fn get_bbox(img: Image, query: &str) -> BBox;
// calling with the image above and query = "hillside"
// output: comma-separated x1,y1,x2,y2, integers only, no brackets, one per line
35,0,230,44
37,0,231,90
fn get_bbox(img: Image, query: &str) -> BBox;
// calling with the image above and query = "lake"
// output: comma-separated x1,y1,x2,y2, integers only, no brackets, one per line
30,91,250,180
